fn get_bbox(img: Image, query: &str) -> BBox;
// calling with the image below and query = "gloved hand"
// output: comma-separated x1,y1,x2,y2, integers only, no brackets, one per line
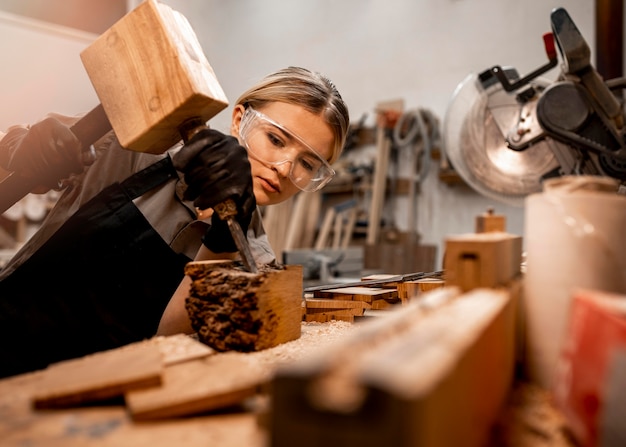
173,128,256,253
0,116,93,192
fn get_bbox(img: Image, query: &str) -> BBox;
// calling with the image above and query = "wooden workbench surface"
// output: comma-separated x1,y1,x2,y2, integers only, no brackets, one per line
0,320,573,447
0,322,354,447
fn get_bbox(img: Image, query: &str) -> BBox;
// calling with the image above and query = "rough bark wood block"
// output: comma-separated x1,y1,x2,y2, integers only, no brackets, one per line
314,286,398,304
126,353,271,420
31,342,163,408
185,261,302,352
444,232,522,292
80,0,228,154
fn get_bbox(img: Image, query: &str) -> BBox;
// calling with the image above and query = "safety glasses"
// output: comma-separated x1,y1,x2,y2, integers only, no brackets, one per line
238,107,335,192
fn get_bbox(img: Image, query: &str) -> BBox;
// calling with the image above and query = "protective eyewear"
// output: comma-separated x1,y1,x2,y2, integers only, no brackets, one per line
239,107,335,192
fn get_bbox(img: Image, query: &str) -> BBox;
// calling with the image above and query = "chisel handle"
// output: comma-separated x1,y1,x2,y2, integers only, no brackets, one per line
179,118,258,273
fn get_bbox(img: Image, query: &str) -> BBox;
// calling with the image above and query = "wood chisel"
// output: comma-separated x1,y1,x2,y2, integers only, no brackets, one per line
180,119,258,274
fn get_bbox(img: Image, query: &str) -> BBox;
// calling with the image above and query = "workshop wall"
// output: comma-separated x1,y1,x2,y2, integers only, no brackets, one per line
0,0,606,267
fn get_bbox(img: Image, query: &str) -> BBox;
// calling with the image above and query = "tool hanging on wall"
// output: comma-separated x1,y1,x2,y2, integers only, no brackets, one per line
366,100,403,246
388,108,438,245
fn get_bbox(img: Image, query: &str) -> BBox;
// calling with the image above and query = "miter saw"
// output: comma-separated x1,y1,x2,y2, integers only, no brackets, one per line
443,7,626,206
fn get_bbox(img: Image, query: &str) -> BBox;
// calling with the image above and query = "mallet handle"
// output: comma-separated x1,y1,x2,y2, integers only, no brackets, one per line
0,105,112,215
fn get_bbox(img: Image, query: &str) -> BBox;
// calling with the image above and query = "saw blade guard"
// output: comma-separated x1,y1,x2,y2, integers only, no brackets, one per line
442,72,562,207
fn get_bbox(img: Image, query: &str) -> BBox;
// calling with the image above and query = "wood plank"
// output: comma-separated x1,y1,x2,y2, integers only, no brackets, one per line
271,285,518,447
31,341,163,409
151,334,214,366
126,354,271,420
314,287,397,303
305,298,369,310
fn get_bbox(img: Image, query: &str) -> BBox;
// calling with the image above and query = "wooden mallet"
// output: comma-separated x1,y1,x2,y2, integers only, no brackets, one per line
0,0,257,271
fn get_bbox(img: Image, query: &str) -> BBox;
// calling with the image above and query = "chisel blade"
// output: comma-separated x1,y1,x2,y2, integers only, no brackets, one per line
226,217,258,273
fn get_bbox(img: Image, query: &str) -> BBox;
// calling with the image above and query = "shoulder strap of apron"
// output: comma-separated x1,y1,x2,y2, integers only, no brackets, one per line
120,155,178,200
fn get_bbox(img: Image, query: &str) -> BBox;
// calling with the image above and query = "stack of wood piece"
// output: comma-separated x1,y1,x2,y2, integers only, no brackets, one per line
27,334,275,421
303,274,444,322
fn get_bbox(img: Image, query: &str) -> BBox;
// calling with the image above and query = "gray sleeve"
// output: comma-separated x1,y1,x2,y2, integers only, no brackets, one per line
247,207,277,265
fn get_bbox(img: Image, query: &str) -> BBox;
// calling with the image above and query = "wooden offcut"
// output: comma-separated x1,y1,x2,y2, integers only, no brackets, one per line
271,285,518,447
444,232,522,292
185,261,302,352
80,0,228,154
313,286,398,304
397,278,445,303
475,208,507,233
126,354,271,420
303,298,368,323
31,341,163,409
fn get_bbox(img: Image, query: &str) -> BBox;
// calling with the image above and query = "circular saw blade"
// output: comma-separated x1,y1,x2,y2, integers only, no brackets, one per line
443,73,560,207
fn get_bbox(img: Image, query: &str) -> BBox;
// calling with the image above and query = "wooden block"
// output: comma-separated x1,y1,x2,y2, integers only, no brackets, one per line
185,261,302,352
80,0,228,154
370,299,394,310
271,286,517,447
444,232,522,292
305,298,368,311
314,287,398,304
31,341,163,408
475,208,506,233
397,278,445,303
126,354,271,420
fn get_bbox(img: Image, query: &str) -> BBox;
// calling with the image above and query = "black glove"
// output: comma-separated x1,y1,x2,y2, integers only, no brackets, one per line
0,117,90,192
173,128,256,253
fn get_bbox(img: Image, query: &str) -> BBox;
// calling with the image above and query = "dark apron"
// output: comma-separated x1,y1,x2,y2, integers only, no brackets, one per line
0,157,191,378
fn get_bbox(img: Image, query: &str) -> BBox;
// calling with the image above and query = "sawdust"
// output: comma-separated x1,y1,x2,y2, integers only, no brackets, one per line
238,320,355,369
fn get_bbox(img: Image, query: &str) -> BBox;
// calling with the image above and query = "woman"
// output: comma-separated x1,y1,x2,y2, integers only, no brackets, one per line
0,66,349,378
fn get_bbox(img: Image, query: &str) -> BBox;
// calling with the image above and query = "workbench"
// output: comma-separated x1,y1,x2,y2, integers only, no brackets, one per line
0,319,573,447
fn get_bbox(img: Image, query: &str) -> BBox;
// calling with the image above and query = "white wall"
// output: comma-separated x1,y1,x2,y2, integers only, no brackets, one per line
0,0,601,267
158,0,594,268
0,11,98,128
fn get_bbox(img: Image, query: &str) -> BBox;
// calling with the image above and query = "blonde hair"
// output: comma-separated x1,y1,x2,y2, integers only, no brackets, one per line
235,67,349,164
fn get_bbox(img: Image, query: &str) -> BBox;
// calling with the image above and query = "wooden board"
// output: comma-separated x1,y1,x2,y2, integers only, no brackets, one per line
271,285,518,447
151,333,214,366
31,341,163,408
313,286,398,304
80,0,228,154
126,354,271,420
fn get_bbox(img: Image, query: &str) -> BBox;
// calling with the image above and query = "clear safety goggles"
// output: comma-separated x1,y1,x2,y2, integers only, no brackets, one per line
238,107,335,192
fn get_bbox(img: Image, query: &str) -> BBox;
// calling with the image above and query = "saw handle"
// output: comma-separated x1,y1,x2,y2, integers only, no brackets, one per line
0,104,112,215
486,33,558,93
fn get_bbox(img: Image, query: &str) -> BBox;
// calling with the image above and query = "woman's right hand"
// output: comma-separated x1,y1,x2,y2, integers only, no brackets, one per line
172,128,256,253
0,116,91,192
